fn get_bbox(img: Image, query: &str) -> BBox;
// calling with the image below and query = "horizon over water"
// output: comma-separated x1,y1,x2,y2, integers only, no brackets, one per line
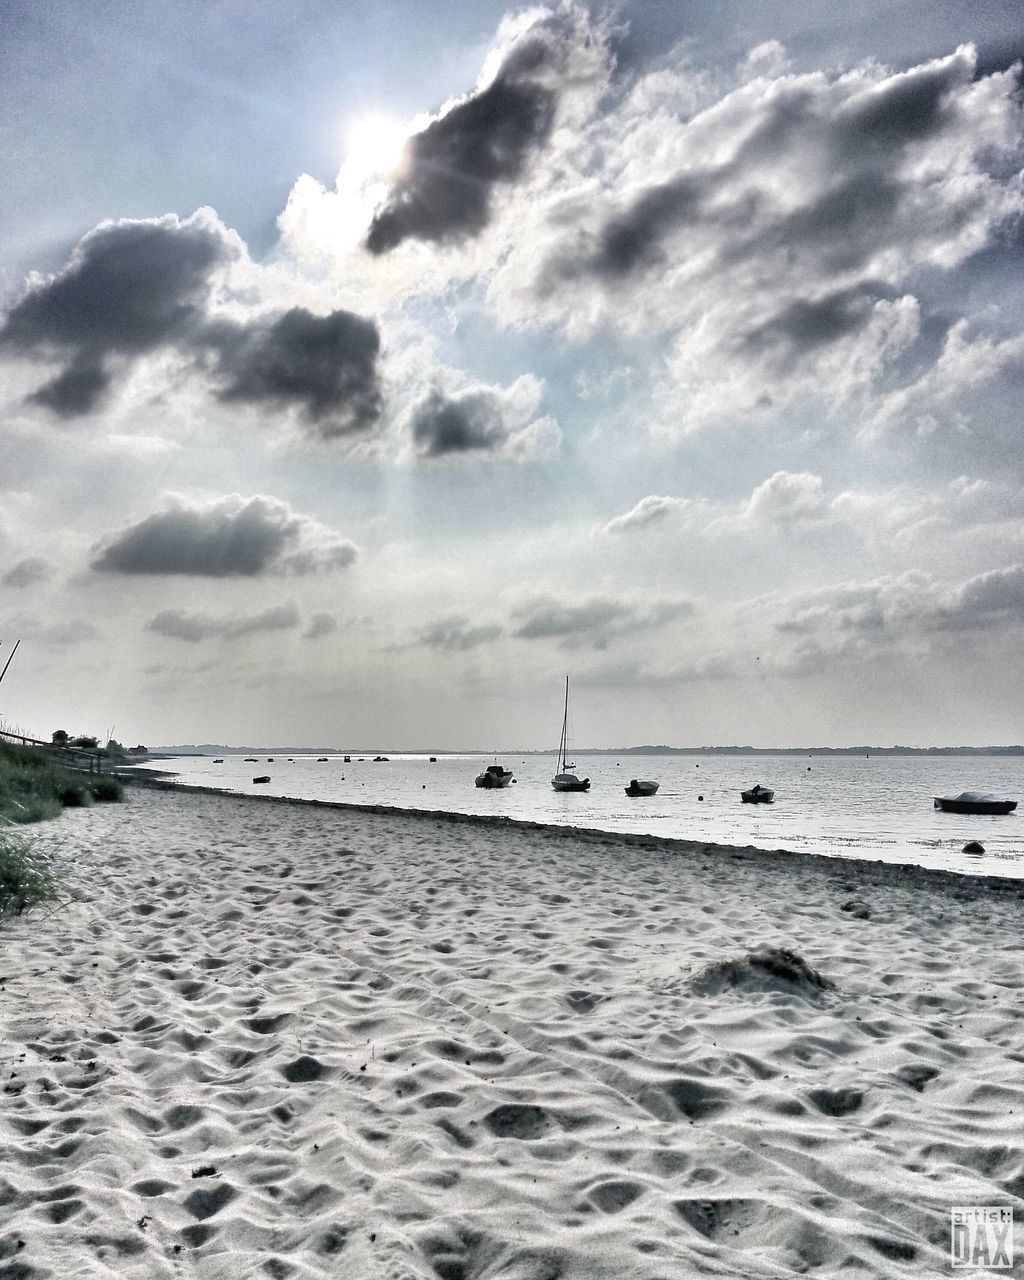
143,751,1024,881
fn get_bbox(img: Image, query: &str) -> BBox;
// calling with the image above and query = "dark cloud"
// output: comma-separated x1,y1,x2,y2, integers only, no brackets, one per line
1,211,382,434
1,210,235,414
404,378,556,462
364,18,581,254
740,284,890,358
203,308,382,437
552,175,708,284
147,602,300,644
26,358,110,419
91,494,357,577
837,57,961,152
512,595,693,649
408,388,509,457
417,615,503,651
2,557,55,588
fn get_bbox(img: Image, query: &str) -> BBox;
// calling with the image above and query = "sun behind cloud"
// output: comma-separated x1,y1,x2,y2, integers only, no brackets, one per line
343,115,410,185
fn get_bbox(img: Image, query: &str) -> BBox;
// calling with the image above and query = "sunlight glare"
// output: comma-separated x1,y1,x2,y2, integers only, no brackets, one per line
344,116,409,184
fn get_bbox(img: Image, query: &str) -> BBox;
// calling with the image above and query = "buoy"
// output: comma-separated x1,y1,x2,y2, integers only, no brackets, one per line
698,794,704,802
963,841,985,855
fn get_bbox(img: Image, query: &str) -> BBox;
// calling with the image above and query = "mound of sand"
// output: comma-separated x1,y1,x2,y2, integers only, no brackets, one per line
689,946,834,998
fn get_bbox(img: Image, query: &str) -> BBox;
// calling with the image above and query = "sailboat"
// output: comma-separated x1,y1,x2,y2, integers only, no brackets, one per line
551,676,590,792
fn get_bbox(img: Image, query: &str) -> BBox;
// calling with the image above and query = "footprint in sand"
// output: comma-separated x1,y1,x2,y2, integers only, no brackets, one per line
587,1179,645,1213
482,1103,552,1140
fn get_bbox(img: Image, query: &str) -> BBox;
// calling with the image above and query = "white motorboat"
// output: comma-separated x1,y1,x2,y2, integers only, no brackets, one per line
741,783,774,803
624,779,659,796
551,676,590,792
475,763,514,788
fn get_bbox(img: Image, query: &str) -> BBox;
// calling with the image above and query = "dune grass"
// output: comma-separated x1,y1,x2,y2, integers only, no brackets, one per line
0,738,123,824
0,739,123,916
0,827,63,917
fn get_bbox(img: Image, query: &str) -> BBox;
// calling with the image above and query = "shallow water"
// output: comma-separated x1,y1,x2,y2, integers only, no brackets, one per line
151,751,1024,879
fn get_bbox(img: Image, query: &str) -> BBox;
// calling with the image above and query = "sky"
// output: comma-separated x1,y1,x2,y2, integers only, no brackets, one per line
1,0,1023,750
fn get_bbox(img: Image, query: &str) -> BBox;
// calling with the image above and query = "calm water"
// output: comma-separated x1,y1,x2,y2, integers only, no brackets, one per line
148,752,1024,880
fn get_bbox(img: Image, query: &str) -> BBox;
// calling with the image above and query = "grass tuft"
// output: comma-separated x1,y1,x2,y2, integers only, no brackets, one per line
0,827,62,916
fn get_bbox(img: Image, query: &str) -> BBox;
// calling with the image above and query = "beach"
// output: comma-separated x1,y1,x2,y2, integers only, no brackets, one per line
2,783,1023,1278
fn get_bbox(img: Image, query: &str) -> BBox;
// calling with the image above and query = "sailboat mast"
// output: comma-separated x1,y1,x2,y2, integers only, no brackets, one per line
558,675,569,771
0,639,20,687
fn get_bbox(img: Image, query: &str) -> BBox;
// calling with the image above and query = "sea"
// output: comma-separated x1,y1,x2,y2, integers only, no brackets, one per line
146,751,1024,881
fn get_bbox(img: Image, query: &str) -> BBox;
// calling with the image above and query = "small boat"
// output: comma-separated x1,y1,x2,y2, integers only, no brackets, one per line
625,779,659,796
252,775,271,784
475,763,514,788
317,757,328,762
934,792,1017,815
429,756,437,763
741,784,774,803
244,757,258,763
213,758,224,763
267,757,274,762
551,676,590,792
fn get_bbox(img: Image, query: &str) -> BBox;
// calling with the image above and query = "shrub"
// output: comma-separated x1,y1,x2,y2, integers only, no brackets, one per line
89,775,123,803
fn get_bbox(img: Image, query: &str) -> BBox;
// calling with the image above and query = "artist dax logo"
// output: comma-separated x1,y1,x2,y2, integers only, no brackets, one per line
951,1207,1014,1270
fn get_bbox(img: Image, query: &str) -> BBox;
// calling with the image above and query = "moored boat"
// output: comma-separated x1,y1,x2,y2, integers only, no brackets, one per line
625,779,659,796
475,763,514,788
934,792,1017,815
551,676,590,792
741,784,774,803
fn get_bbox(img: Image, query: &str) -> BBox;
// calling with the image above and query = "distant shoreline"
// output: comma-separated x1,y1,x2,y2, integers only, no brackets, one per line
150,744,1024,757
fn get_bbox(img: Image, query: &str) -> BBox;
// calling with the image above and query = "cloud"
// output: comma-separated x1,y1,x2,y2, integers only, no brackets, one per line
146,602,301,643
303,613,338,641
0,209,237,416
0,210,383,436
2,557,55,588
740,471,831,529
201,307,382,438
365,6,605,255
602,495,684,534
91,494,358,577
865,319,1024,441
0,610,99,645
401,374,559,462
416,615,503,652
511,593,693,648
761,562,1024,673
492,43,1023,426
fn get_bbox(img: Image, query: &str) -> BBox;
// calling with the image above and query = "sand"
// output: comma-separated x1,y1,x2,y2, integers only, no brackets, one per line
1,783,1022,1278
